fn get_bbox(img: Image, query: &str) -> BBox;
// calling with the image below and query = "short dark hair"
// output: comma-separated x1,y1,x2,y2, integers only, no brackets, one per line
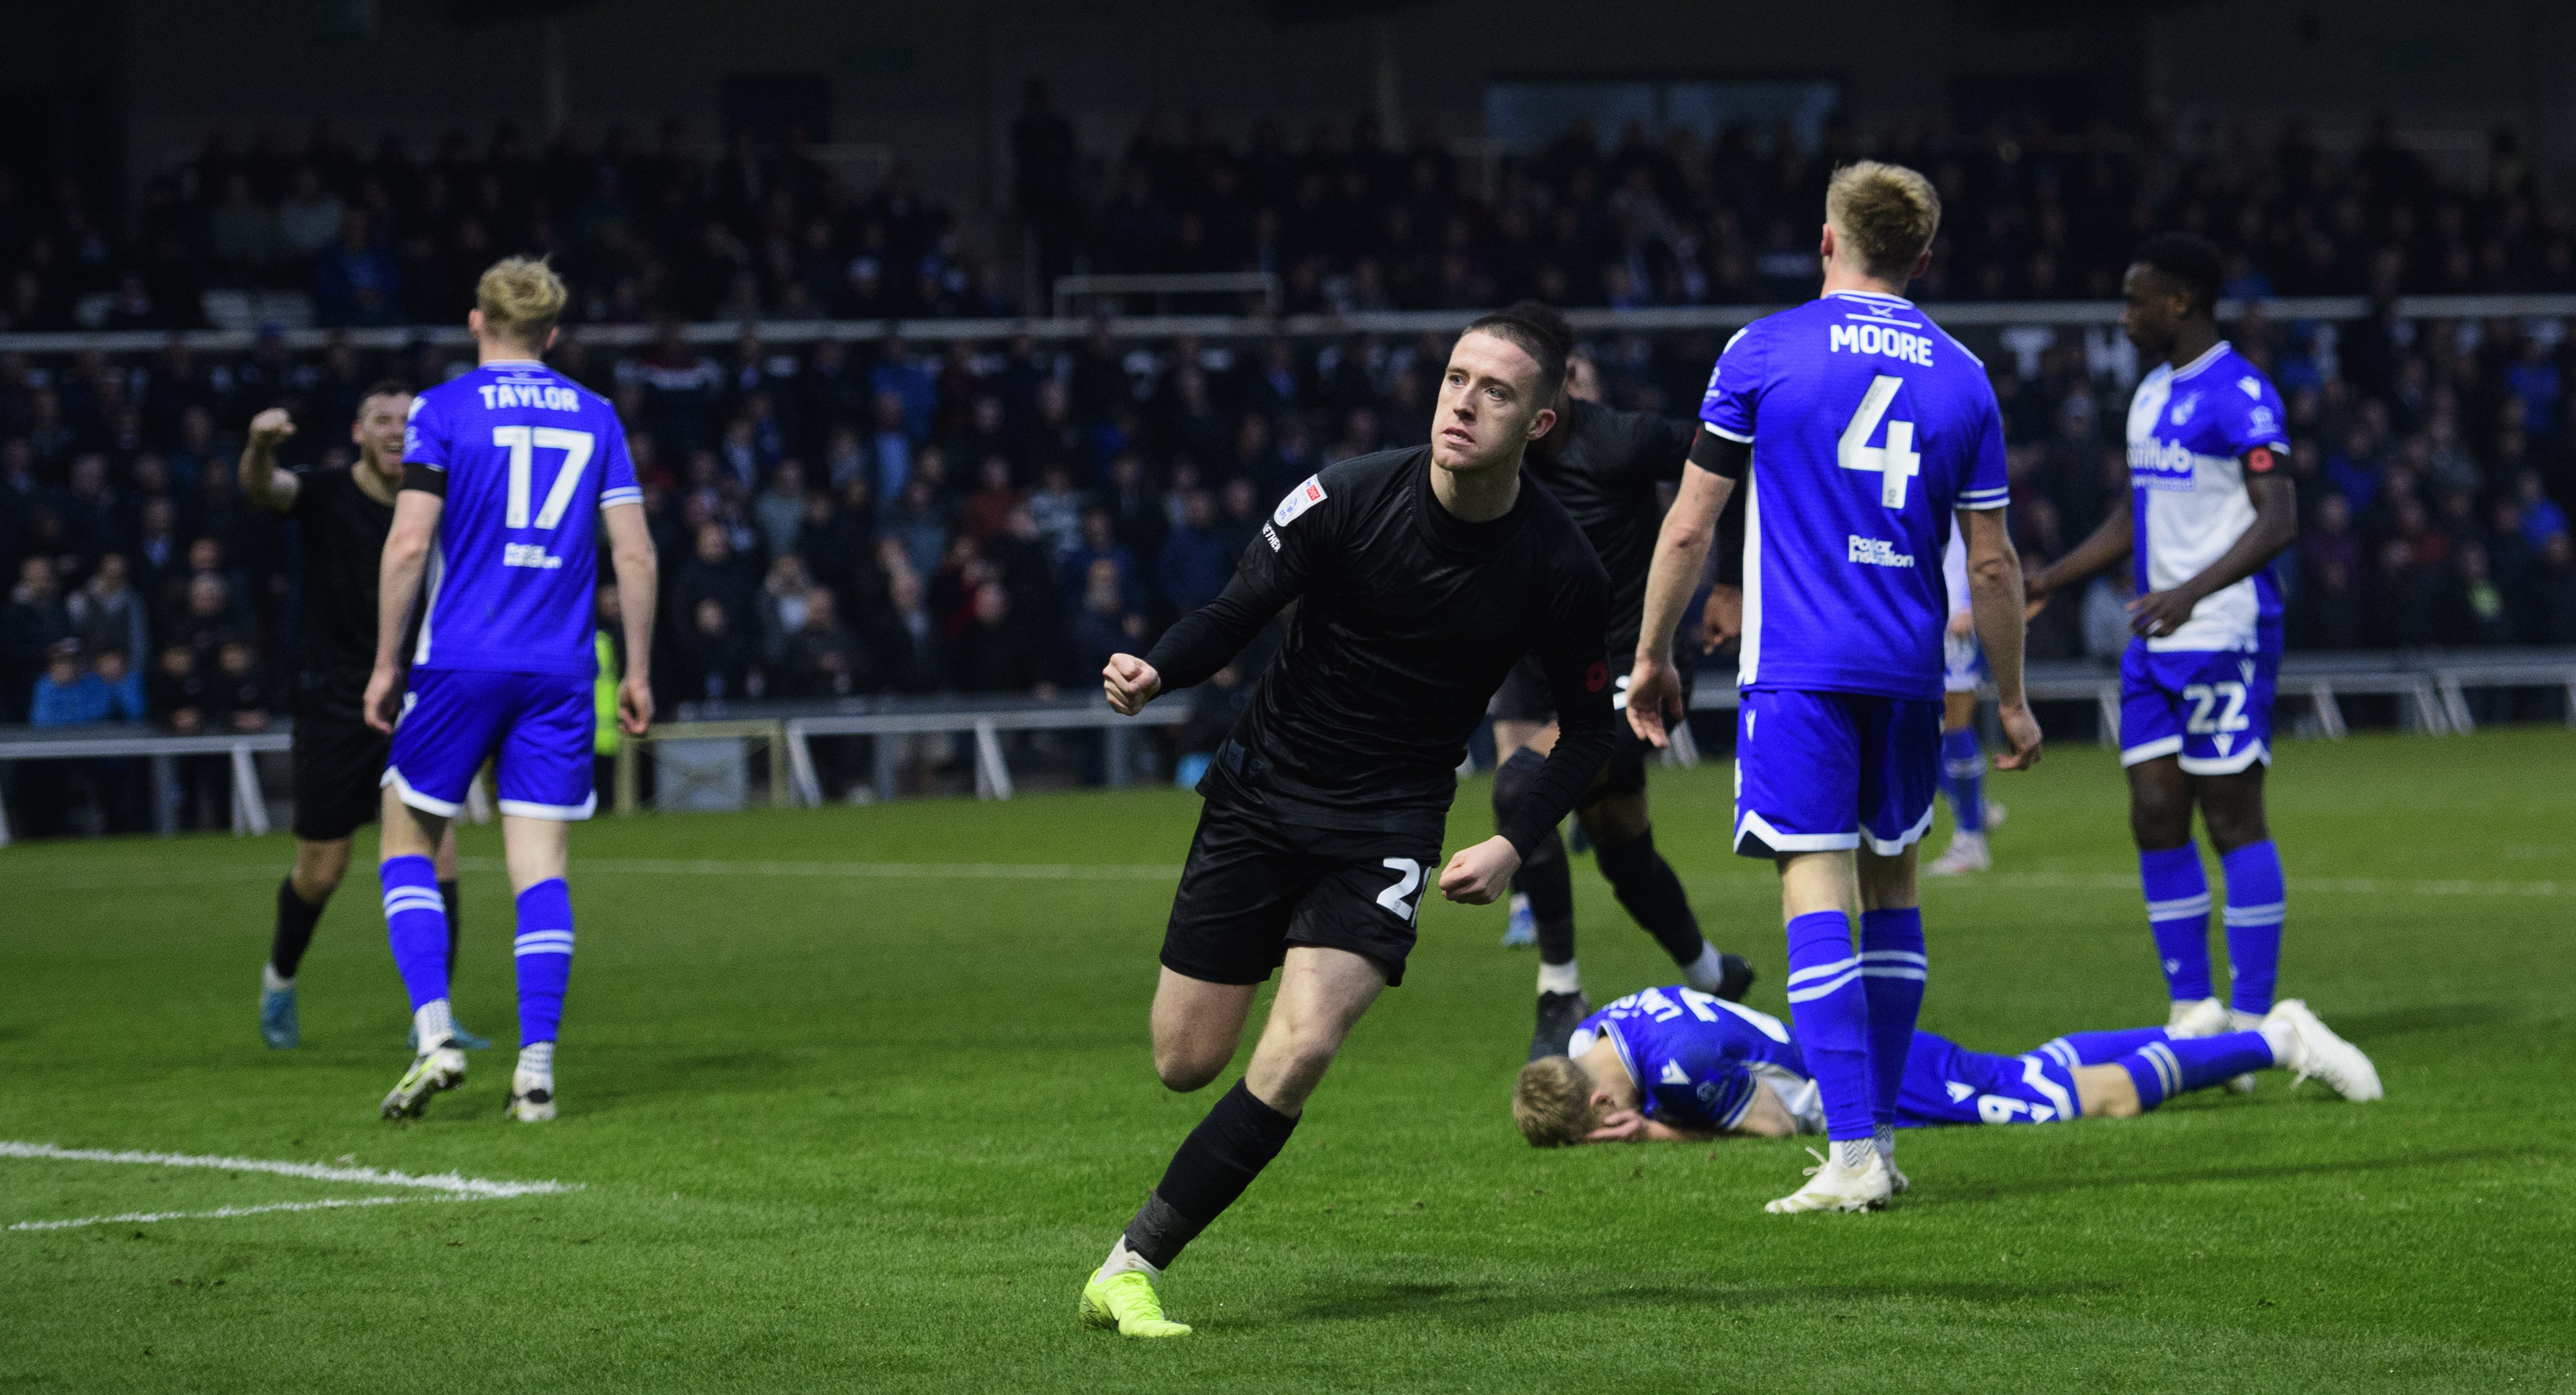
2133,232,2225,318
1461,312,1568,401
360,378,415,407
1499,299,1575,364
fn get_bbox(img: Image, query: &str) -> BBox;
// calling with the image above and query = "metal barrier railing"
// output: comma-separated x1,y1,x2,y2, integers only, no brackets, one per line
3,651,2569,842
6,293,2575,356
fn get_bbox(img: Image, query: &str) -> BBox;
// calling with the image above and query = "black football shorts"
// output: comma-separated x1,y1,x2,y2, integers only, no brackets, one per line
1160,799,1441,988
291,702,392,842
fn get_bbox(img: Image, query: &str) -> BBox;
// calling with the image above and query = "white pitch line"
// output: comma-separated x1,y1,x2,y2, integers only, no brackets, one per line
12,1194,451,1232
1,1141,578,1198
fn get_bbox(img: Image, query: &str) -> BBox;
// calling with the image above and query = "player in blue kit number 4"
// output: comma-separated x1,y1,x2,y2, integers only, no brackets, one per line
1627,163,2044,1213
2025,233,2300,1062
365,258,660,1123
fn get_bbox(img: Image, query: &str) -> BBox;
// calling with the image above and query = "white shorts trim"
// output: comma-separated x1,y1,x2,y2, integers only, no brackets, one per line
381,767,463,818
1733,809,1858,854
2178,742,2270,776
497,793,599,822
2119,735,2185,768
1864,799,1939,857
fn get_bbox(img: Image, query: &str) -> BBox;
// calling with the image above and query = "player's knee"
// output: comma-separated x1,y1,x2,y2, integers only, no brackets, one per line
1152,1042,1227,1094
1491,747,1547,822
2127,788,2192,847
1579,794,1650,846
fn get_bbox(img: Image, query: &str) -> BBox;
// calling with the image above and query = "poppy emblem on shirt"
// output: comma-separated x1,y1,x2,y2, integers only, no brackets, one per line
2245,446,2277,474
1585,660,1609,692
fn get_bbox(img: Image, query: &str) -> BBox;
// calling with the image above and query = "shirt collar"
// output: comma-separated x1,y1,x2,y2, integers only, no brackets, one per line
2169,341,2232,382
1826,290,1916,307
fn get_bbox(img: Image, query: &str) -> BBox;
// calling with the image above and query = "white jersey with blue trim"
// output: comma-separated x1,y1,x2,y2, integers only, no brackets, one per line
1942,530,1971,620
2124,341,2290,653
403,360,640,678
1700,291,2010,699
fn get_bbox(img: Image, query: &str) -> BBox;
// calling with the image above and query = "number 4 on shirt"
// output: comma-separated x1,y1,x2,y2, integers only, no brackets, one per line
1839,375,1921,509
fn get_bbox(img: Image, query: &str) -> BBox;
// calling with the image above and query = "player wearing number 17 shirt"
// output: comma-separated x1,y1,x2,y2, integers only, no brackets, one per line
2023,233,2300,1057
1074,316,1616,1339
1626,163,2043,1214
364,258,659,1125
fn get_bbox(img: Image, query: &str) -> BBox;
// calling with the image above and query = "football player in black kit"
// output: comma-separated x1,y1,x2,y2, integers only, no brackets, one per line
1486,303,1752,1061
1076,315,1616,1339
240,389,472,1050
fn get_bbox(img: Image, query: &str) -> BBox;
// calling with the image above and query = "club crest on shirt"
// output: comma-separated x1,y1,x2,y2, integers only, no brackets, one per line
2169,393,2199,426
1274,476,1327,527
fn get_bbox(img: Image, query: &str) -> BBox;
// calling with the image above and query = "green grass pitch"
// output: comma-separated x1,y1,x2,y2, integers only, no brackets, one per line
3,728,2570,1392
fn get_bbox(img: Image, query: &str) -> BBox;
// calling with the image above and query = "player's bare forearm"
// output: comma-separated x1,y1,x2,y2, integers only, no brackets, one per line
604,504,658,695
240,409,297,513
1963,507,2043,770
1962,509,2027,706
374,494,441,673
1634,464,1733,673
2139,474,2297,638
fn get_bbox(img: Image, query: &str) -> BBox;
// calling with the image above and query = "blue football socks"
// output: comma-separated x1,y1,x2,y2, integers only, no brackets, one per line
1784,910,1873,1142
2221,840,2287,1016
2139,843,2215,1002
2117,1030,2275,1110
513,879,576,1046
1939,727,1986,834
380,855,451,1013
1858,908,1927,1138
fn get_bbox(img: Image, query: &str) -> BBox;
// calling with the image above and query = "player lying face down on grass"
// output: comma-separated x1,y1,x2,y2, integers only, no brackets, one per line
1080,318,1618,1338
1510,986,2381,1148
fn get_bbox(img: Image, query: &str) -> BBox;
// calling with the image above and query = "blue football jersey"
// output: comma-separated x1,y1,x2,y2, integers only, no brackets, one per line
2124,341,2290,654
1569,986,1810,1132
403,360,640,678
1700,291,2010,699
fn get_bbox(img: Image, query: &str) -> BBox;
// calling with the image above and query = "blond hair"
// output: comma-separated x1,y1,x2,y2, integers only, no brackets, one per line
1512,1055,1600,1147
476,256,568,345
1825,161,1942,280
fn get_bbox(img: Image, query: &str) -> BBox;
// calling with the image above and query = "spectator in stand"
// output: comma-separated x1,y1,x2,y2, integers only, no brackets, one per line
310,211,403,326
2516,470,2570,551
949,581,1054,697
151,641,228,829
1153,488,1231,615
672,522,757,651
753,458,810,561
778,586,867,700
67,553,149,663
4,555,71,714
212,638,272,734
755,553,816,672
1066,556,1147,684
2534,532,2576,643
883,475,953,582
1026,461,1087,563
959,454,1022,544
30,639,107,725
674,596,759,703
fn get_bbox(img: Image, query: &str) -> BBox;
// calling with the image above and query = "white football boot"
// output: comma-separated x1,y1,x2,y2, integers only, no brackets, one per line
2166,997,2228,1037
1923,832,1991,876
1766,1146,1895,1214
505,1069,557,1123
2262,1000,2383,1102
380,1044,467,1119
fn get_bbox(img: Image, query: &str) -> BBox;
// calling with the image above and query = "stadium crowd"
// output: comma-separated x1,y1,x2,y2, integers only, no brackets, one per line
3,113,2575,799
1,102,2571,334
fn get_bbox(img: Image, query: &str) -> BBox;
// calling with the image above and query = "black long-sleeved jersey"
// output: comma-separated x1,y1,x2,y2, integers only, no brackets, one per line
1144,447,1615,857
1520,399,1696,663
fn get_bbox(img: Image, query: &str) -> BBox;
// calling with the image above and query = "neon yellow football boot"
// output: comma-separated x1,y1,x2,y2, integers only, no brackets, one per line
1078,1269,1191,1338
